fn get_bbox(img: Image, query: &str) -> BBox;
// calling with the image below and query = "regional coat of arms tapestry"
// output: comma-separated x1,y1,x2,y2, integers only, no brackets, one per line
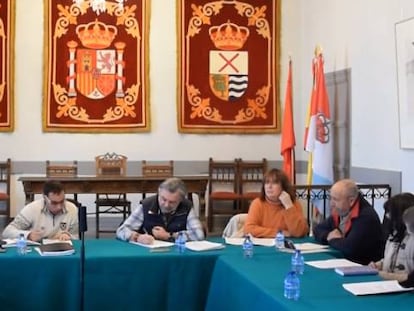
0,1,14,132
43,0,150,132
177,0,281,133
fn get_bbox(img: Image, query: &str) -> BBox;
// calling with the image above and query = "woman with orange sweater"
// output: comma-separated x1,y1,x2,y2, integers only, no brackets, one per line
243,168,309,238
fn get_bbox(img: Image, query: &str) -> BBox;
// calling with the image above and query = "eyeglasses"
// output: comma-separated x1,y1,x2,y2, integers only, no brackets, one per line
44,195,65,207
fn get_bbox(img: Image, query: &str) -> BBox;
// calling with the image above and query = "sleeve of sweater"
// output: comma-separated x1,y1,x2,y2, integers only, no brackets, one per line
283,201,309,237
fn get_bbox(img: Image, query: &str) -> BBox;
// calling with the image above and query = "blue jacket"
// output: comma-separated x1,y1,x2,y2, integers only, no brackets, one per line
313,194,385,265
139,195,192,238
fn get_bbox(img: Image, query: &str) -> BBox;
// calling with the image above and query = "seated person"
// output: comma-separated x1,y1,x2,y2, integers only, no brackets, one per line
313,179,384,265
116,177,205,244
243,168,309,238
2,180,79,241
370,199,414,283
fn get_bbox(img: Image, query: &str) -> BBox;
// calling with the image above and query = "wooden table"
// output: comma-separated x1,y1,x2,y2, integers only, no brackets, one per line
19,175,209,204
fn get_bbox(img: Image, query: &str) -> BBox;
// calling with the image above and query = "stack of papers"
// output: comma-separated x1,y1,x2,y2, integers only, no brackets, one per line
129,239,174,249
1,238,40,248
343,280,414,295
224,237,274,246
280,242,330,254
224,238,329,253
306,258,362,269
35,242,75,256
185,240,225,252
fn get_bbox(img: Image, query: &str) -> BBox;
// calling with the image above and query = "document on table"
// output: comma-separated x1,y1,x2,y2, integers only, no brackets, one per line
305,258,362,269
185,240,225,252
42,239,73,245
224,237,275,246
280,242,330,254
1,238,40,248
129,239,174,249
35,243,75,256
343,280,414,296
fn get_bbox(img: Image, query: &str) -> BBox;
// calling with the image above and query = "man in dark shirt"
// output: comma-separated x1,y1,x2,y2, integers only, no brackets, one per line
313,179,385,265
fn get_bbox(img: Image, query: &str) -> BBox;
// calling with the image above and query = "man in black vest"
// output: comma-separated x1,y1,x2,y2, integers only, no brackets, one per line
116,177,205,244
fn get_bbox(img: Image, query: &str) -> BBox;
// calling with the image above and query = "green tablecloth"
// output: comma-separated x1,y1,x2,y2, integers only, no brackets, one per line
0,244,81,311
83,239,220,311
1,238,413,311
206,243,414,311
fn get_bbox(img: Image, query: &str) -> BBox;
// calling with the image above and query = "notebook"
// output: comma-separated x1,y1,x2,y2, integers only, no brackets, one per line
335,265,378,276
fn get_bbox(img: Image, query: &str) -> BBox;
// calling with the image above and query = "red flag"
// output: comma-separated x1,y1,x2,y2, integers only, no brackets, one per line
280,60,296,182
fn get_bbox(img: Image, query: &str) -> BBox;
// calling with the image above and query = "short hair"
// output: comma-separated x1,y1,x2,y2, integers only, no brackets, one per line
339,179,359,199
259,168,296,201
43,180,65,196
158,177,187,199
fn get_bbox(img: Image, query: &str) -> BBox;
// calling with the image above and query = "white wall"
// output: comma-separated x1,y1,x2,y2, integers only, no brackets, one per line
3,0,414,205
291,0,414,191
2,0,290,162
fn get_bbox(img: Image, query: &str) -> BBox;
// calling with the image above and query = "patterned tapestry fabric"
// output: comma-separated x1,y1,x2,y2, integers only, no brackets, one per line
43,0,150,132
0,1,14,132
177,0,281,133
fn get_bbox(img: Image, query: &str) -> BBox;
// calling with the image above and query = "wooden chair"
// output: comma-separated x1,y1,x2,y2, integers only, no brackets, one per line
207,158,241,233
238,158,267,212
0,158,11,224
46,160,79,200
141,160,174,199
95,153,131,238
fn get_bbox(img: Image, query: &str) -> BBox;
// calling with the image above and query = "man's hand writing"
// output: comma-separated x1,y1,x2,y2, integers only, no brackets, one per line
152,226,170,240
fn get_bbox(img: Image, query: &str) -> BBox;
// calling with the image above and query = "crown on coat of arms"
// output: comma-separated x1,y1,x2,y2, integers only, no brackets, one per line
208,20,249,51
76,19,117,49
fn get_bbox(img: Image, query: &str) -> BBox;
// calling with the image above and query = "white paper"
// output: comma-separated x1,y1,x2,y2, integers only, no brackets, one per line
42,239,73,245
305,258,361,269
343,280,414,296
1,238,41,248
129,239,174,249
294,242,329,251
34,247,75,256
224,237,275,246
185,240,225,252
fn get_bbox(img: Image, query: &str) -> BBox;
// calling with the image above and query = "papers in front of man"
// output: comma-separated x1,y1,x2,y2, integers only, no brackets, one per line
279,242,330,254
129,239,174,249
224,237,275,246
342,280,414,296
306,258,362,269
1,238,40,248
224,237,329,253
185,240,225,252
35,242,75,256
42,239,73,246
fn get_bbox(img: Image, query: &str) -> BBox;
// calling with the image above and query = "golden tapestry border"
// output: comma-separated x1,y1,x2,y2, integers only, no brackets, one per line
0,1,15,132
42,0,151,133
176,0,281,134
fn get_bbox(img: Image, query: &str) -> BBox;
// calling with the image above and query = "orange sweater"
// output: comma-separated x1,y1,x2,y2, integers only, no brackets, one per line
243,198,309,238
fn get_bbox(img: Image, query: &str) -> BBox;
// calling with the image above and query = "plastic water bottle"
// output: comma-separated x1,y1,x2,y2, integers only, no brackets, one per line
275,230,285,249
16,233,27,256
175,231,186,254
291,249,305,275
242,234,254,258
284,271,300,300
